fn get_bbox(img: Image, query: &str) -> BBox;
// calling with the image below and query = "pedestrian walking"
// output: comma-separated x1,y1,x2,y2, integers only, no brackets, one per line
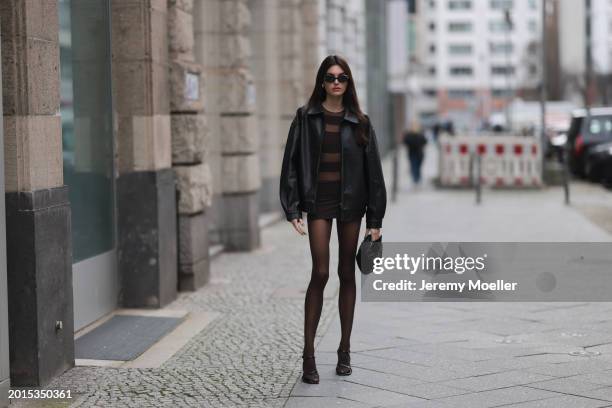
279,55,387,384
402,122,427,186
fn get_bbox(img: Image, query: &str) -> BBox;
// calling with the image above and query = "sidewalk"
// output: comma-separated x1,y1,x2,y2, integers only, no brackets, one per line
40,213,340,407
284,142,612,407
21,141,612,408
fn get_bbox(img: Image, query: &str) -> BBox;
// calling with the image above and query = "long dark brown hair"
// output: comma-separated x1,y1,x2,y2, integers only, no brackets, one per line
306,55,369,146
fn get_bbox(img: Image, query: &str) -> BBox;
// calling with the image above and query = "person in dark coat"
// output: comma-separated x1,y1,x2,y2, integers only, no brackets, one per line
403,122,428,185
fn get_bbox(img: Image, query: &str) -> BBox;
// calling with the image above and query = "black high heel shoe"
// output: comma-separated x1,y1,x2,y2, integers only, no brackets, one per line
301,354,319,384
336,348,352,375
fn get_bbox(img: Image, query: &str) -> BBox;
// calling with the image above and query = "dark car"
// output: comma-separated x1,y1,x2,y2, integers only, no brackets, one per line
584,141,612,185
566,108,612,177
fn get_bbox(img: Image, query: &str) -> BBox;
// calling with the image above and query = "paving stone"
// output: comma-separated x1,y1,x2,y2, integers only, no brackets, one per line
572,372,612,387
572,387,612,402
526,377,606,393
284,396,373,408
502,395,612,408
526,359,612,377
434,386,561,407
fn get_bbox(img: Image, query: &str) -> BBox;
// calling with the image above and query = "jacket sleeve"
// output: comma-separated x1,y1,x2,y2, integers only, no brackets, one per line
279,108,303,221
364,117,387,229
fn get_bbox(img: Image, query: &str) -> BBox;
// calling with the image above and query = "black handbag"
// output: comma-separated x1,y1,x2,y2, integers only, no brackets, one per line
356,233,382,274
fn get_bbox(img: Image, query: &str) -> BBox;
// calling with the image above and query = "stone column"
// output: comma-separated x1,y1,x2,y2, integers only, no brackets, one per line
168,0,211,291
249,0,282,213
220,0,260,251
111,0,177,307
354,7,367,110
279,0,305,170
301,0,325,100
193,0,223,245
1,0,74,386
194,0,260,251
365,0,390,151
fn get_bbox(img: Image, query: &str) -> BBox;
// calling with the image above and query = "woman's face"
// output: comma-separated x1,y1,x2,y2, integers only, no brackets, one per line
322,65,348,97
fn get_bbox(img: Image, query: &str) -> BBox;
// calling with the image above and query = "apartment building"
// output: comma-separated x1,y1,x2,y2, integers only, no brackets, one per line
390,0,543,131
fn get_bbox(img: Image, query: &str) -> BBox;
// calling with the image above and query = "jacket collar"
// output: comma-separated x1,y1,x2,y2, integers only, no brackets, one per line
305,103,359,124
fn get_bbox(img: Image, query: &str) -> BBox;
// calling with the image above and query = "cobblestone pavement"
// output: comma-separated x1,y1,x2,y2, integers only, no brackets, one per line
38,213,344,407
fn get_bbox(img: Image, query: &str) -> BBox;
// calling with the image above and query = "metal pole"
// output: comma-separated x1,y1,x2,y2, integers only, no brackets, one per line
585,0,593,115
476,153,482,204
391,134,398,203
504,8,513,131
0,19,12,408
562,145,570,204
540,0,547,185
391,93,400,203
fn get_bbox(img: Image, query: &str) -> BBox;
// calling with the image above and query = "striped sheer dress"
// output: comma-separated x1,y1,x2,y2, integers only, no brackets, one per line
307,107,344,220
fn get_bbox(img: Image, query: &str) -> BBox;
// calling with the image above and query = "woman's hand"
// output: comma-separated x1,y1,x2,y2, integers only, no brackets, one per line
366,228,381,241
291,218,307,235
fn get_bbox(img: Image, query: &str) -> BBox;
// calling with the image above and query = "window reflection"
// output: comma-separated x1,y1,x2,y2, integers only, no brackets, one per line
59,0,114,263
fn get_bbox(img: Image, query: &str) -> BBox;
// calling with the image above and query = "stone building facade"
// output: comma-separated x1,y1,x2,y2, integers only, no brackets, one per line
0,0,386,393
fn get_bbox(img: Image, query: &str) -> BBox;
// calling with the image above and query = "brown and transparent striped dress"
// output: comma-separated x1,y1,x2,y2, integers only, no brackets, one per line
307,107,345,220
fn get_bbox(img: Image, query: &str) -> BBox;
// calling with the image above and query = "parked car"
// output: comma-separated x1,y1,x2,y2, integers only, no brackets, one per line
566,107,612,177
584,141,612,185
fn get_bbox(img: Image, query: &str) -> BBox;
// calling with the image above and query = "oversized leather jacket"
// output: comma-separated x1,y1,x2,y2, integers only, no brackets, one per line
279,103,387,229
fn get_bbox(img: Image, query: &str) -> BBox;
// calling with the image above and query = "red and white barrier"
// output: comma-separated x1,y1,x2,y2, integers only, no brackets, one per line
438,135,542,188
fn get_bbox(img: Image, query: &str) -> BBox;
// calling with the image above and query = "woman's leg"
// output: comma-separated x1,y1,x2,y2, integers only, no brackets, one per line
336,218,361,351
304,217,332,360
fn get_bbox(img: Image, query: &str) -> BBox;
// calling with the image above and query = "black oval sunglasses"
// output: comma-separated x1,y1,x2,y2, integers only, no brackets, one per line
323,73,349,83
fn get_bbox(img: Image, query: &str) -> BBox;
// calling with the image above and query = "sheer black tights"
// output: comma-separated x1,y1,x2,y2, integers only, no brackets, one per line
303,218,361,365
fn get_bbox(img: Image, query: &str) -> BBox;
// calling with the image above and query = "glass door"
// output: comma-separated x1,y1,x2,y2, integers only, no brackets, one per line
59,0,117,331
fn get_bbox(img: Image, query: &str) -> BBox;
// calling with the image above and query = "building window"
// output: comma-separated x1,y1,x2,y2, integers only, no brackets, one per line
423,88,438,97
527,42,538,55
450,66,473,76
489,41,513,54
491,65,515,75
528,0,537,10
429,21,436,31
448,89,475,99
490,0,513,9
430,44,436,53
449,0,472,10
492,88,512,98
429,66,437,75
59,0,115,262
448,21,473,32
449,43,473,55
489,20,512,32
429,0,436,8
528,20,537,33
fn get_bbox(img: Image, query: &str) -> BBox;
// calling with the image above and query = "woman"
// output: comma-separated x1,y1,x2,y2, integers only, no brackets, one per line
279,55,387,384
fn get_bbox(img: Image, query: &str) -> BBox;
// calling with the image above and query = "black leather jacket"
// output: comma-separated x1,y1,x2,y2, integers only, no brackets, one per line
279,103,387,229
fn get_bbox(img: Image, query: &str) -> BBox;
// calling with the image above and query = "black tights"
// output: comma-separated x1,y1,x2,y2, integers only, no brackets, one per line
303,217,361,358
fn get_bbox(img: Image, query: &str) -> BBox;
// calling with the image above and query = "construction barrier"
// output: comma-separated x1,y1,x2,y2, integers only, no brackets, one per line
438,134,542,188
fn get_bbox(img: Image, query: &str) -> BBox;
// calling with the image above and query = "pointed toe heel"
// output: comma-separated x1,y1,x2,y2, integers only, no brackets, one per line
336,348,352,376
301,354,319,384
